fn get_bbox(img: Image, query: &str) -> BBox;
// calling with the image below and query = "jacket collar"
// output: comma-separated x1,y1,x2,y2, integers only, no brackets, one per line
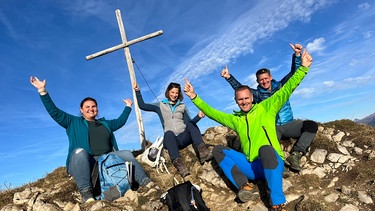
162,99,182,106
233,104,257,116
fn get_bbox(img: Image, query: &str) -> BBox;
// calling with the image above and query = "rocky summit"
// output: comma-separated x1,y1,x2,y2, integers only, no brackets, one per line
1,119,375,211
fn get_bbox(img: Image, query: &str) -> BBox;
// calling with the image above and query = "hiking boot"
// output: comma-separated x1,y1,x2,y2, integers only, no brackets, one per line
285,151,303,172
237,182,258,202
197,143,213,164
80,187,95,203
172,157,190,177
271,203,286,211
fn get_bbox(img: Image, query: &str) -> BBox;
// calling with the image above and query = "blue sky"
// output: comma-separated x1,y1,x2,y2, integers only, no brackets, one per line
1,0,374,189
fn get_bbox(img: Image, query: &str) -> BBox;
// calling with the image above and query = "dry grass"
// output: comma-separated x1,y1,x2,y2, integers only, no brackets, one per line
323,119,375,148
0,186,23,208
309,132,339,154
0,167,78,208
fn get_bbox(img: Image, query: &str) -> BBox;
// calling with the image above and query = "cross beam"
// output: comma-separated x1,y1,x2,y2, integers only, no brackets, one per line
86,9,163,150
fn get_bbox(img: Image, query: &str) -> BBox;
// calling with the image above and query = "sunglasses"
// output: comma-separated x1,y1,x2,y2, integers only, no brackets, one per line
169,82,181,87
255,68,270,77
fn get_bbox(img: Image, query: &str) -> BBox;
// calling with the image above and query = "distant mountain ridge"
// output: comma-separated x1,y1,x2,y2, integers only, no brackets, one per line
355,112,375,127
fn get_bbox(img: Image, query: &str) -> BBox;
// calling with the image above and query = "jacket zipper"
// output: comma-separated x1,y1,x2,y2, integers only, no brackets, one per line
262,126,273,146
245,114,251,160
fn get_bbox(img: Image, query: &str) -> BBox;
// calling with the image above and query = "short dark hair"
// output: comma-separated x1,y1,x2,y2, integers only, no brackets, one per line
255,68,271,78
165,82,183,101
80,97,97,108
234,85,252,100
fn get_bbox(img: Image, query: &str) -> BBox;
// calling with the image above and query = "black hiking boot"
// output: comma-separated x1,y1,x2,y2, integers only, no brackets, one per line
285,151,303,172
237,182,259,203
172,157,190,178
80,187,95,203
197,143,213,164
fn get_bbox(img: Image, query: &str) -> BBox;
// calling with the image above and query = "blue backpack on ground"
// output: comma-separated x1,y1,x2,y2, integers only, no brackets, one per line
97,154,130,201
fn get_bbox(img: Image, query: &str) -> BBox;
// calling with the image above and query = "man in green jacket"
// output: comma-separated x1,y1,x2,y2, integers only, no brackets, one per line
183,50,313,210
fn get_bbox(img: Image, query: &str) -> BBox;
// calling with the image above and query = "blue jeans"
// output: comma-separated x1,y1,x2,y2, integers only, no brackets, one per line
67,148,150,192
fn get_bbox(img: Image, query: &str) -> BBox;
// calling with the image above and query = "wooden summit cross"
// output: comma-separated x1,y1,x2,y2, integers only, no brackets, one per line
86,9,163,150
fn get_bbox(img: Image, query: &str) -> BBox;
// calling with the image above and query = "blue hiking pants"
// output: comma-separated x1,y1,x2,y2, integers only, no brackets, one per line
213,145,286,206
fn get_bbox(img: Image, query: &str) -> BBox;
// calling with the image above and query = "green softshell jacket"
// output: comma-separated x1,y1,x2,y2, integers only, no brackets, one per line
192,66,309,162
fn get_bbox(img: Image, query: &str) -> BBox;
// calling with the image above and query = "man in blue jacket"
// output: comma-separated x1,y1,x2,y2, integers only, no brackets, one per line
220,44,318,172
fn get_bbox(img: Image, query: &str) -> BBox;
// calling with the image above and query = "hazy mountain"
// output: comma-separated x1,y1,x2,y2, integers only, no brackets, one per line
355,112,375,127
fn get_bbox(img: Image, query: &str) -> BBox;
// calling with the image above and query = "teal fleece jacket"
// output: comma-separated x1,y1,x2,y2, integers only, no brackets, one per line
40,93,132,168
192,66,309,162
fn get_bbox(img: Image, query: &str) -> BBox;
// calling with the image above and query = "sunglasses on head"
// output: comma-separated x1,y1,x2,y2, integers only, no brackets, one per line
169,82,181,87
256,68,270,77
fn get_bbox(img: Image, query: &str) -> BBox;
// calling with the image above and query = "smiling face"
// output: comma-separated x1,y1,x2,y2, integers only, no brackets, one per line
80,99,98,121
256,72,272,91
235,87,253,113
165,82,183,103
168,87,180,103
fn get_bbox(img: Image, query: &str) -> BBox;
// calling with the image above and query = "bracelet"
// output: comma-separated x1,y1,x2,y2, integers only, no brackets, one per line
38,88,46,93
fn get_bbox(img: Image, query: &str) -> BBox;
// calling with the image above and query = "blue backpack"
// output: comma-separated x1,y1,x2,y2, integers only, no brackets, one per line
97,154,131,201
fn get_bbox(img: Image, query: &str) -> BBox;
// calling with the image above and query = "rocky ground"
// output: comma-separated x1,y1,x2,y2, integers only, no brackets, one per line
1,119,375,211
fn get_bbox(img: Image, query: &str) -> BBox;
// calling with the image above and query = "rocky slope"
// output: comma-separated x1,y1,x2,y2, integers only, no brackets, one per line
1,119,375,211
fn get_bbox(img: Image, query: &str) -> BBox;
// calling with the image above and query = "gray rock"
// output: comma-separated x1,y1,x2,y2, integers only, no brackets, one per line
310,149,328,163
358,191,373,204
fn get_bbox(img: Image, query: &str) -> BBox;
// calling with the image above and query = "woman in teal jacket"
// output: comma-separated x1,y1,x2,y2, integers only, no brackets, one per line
183,50,313,210
30,76,150,203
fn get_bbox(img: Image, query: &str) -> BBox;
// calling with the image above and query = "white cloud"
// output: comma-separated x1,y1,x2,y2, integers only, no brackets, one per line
61,1,112,19
306,37,326,53
315,75,374,94
358,3,370,10
323,81,335,87
343,76,372,84
293,87,315,97
166,1,331,86
363,31,373,39
243,74,258,88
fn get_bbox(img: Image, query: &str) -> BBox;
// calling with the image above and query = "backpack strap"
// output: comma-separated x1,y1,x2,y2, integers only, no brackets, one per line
91,160,99,185
91,160,101,196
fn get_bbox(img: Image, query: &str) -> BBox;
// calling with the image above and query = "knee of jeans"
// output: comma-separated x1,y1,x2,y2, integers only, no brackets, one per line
163,131,176,143
303,120,318,133
164,130,175,138
73,148,86,154
71,148,89,158
212,145,229,163
114,150,131,155
259,146,278,169
114,150,134,160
